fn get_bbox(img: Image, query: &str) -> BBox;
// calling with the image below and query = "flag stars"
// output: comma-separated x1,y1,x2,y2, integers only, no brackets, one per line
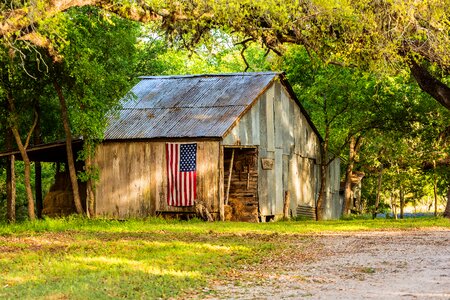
180,144,197,172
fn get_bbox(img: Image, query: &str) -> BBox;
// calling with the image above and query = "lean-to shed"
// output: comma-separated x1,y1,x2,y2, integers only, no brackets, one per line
93,72,341,221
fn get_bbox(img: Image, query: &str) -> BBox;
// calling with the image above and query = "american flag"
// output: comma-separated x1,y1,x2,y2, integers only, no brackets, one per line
166,143,197,206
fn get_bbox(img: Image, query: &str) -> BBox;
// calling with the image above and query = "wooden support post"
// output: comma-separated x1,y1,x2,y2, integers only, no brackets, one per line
6,124,16,223
6,154,16,223
35,162,43,219
219,144,225,221
283,191,290,220
225,148,235,206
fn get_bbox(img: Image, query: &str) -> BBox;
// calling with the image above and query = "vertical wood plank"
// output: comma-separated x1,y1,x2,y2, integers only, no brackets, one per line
275,148,283,215
288,154,300,215
294,106,302,155
259,94,268,150
159,142,167,212
265,85,275,151
258,148,268,216
281,87,294,155
219,143,224,220
274,82,283,149
251,100,260,145
148,142,157,214
238,112,249,145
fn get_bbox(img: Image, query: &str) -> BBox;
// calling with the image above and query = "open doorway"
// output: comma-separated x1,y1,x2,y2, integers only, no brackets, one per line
223,147,258,222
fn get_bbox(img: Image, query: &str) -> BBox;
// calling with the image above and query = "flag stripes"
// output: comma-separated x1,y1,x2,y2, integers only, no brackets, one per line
166,143,197,206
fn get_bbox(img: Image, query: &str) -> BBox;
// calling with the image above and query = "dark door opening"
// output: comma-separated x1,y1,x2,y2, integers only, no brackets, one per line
224,147,259,222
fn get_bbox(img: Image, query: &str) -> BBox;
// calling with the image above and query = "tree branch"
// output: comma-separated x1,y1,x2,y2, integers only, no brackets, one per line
409,59,450,110
24,111,39,149
235,38,253,72
0,0,165,39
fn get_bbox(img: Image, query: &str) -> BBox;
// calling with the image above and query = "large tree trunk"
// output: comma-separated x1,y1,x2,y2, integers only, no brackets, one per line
5,126,16,223
433,175,438,217
7,93,36,220
34,100,43,219
84,141,95,218
343,136,355,215
343,136,363,215
372,169,383,219
11,125,35,220
444,186,450,218
316,125,330,221
53,80,84,215
316,163,327,221
390,190,397,219
399,187,405,219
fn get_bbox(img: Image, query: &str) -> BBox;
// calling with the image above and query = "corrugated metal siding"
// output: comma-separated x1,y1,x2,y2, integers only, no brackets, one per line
105,73,278,139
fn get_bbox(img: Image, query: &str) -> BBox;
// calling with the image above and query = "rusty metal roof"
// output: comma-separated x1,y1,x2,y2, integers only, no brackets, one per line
104,72,279,139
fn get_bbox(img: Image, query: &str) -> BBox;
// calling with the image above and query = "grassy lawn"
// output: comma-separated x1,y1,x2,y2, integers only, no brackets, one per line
0,217,449,299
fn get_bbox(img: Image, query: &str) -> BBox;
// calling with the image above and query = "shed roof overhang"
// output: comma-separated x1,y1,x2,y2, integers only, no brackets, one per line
0,139,83,162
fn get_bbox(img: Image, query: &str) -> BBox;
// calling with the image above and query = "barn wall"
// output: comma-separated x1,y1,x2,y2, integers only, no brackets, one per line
323,157,342,220
223,81,323,218
93,140,221,218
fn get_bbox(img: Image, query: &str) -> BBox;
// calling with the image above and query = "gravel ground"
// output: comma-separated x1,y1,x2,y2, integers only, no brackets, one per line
210,229,450,300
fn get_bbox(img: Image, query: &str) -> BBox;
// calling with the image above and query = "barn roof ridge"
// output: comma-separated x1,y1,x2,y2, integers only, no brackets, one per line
138,71,282,79
119,104,248,109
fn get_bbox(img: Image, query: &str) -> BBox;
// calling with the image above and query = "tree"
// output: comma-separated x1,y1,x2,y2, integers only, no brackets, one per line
358,92,450,217
3,0,450,219
41,7,140,216
3,1,449,110
0,6,141,219
281,47,383,218
0,45,46,221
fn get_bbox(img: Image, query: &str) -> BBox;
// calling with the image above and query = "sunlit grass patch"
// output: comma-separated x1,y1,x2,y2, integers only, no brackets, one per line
0,216,448,299
0,223,265,299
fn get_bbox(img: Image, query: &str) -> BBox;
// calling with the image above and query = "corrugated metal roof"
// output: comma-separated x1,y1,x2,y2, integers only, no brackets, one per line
105,72,279,139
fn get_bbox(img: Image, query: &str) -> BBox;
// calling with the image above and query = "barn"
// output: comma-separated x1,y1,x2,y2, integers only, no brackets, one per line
1,72,342,221
93,72,341,221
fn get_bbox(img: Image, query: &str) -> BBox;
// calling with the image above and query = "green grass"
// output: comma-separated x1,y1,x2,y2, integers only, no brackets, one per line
0,216,449,299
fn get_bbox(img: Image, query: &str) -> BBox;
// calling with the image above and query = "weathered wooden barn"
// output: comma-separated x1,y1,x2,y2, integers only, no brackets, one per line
93,72,341,221
1,72,342,221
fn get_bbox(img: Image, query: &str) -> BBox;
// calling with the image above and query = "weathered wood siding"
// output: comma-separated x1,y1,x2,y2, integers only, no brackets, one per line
223,81,322,217
94,140,221,218
323,157,342,220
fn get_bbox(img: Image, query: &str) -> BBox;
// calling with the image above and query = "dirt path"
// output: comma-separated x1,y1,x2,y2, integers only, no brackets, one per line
211,229,450,299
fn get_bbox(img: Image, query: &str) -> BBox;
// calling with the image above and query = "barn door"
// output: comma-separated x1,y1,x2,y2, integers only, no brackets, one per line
224,147,259,222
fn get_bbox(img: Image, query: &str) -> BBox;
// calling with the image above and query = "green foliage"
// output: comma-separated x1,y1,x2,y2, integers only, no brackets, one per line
41,7,141,142
0,162,55,222
135,29,275,75
281,46,382,155
358,86,450,213
279,45,450,215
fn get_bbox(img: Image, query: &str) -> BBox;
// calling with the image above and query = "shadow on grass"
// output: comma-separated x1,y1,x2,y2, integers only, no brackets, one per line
0,230,278,299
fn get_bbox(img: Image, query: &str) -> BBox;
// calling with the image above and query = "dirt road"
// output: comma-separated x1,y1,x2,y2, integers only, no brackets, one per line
212,229,450,299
